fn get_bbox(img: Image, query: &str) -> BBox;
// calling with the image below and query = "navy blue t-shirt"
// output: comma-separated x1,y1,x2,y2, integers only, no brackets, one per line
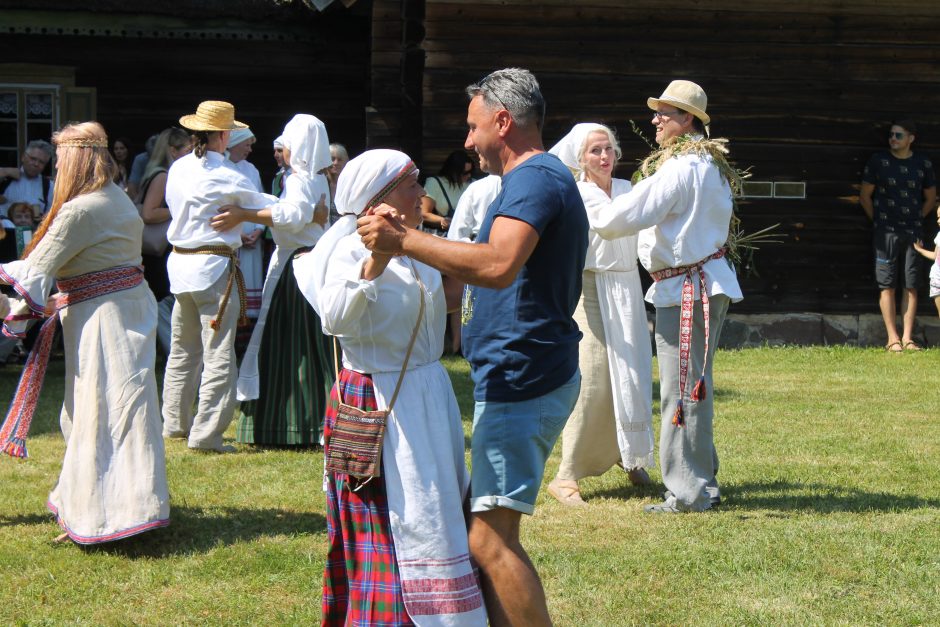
461,152,588,402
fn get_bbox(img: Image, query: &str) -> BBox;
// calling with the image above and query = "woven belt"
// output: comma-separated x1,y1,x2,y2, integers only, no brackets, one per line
650,248,725,428
172,245,248,331
0,265,144,458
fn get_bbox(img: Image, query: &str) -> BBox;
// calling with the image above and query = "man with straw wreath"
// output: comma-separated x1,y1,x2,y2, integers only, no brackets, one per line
590,80,742,513
162,101,276,452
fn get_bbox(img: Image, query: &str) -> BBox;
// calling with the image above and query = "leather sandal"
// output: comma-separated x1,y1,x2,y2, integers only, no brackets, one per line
885,341,903,353
547,479,587,507
903,341,923,351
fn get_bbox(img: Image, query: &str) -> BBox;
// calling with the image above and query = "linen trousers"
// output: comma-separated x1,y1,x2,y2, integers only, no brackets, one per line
557,273,625,480
161,271,240,450
655,293,729,511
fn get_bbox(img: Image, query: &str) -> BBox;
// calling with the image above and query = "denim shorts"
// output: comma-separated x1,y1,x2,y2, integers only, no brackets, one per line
470,370,581,515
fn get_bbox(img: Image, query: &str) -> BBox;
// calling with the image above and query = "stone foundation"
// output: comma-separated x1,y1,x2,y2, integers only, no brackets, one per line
715,313,940,349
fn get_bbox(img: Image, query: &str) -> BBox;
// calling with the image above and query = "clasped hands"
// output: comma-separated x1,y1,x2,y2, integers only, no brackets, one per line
357,203,408,256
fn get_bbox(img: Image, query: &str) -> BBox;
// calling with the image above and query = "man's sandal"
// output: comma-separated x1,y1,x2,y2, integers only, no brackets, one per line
903,341,923,351
885,341,903,353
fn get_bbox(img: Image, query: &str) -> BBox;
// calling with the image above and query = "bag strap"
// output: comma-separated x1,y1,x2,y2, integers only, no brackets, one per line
334,258,427,412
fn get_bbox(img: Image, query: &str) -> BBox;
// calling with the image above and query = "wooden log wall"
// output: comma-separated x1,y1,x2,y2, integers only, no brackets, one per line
409,0,940,314
0,8,371,188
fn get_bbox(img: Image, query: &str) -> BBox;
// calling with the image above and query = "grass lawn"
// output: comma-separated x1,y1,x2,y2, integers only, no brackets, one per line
0,346,938,625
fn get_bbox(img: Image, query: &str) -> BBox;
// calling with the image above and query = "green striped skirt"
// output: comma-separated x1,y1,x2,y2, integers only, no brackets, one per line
236,250,334,445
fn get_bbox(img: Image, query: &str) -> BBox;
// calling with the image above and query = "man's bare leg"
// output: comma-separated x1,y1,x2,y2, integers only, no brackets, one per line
879,288,900,347
469,508,552,627
901,287,919,345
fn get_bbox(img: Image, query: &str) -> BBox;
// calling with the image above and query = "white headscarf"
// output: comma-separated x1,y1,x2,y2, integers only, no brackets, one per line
549,122,611,175
293,149,417,315
228,127,255,148
281,114,331,177
273,135,285,149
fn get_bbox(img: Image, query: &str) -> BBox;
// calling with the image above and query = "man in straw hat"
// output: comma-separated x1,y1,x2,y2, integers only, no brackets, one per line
588,80,743,513
358,67,588,626
161,100,276,452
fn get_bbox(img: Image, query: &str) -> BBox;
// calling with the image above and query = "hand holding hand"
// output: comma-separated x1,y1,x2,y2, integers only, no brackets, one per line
313,193,329,226
358,206,407,255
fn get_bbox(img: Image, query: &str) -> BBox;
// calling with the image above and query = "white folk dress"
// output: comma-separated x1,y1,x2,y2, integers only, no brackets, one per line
318,235,487,626
1,183,170,543
229,158,266,318
558,177,654,479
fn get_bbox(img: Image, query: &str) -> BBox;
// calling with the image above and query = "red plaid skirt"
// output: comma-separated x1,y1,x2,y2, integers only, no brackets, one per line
322,369,414,627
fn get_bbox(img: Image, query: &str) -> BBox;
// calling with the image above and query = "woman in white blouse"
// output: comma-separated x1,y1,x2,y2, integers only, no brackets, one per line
211,114,332,447
546,123,655,506
295,149,486,626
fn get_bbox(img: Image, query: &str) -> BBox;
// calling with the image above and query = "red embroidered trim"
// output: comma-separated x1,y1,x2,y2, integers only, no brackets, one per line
0,265,143,458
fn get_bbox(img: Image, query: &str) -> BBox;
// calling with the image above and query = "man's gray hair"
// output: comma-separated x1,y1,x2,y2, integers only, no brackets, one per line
26,139,53,158
466,68,545,131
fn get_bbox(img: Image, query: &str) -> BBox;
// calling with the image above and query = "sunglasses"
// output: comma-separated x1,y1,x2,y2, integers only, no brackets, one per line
889,132,908,139
653,110,686,121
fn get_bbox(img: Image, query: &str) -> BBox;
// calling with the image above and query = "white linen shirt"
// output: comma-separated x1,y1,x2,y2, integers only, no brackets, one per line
589,151,743,307
580,177,638,272
269,172,328,251
165,151,276,294
447,175,501,243
318,234,444,375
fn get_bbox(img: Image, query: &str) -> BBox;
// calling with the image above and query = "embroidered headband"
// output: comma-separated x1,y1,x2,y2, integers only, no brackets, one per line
56,138,109,148
366,161,418,210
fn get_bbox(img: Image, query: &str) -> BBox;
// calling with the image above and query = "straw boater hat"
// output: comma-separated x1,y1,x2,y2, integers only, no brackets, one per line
179,100,247,132
647,80,710,126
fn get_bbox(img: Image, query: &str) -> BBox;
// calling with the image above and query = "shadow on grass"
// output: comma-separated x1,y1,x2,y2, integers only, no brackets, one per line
77,506,325,558
0,512,54,527
593,479,940,513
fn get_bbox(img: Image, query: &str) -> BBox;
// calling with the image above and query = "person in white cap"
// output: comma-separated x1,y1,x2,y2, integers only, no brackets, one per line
225,127,265,322
161,101,276,453
588,80,743,513
546,122,654,507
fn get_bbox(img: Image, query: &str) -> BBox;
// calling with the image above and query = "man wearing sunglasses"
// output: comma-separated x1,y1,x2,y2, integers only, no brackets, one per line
859,120,936,352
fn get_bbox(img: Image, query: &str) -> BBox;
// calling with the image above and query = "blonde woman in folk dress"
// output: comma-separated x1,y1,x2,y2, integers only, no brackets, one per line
546,123,655,506
0,122,170,543
294,149,486,626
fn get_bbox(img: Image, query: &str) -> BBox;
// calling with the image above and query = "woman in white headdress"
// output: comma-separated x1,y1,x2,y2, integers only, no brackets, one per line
546,123,655,505
294,149,486,626
211,114,332,446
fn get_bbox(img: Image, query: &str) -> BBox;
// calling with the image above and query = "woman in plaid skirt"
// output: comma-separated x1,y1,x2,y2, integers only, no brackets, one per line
296,149,487,626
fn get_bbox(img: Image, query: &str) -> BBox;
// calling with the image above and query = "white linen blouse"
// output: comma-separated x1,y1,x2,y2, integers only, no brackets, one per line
318,234,444,375
579,177,638,273
588,152,743,307
269,171,328,251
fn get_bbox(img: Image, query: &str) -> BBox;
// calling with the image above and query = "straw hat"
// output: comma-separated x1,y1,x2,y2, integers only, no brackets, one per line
179,101,247,132
647,80,710,126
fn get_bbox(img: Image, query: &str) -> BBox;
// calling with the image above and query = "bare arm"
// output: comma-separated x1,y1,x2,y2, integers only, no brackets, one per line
140,172,170,224
912,240,937,261
921,186,937,217
420,196,449,230
859,182,875,220
358,212,538,289
211,205,275,231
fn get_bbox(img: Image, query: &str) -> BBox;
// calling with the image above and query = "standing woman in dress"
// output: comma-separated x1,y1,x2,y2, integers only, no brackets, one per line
0,121,170,543
546,123,654,505
211,114,333,446
294,149,486,626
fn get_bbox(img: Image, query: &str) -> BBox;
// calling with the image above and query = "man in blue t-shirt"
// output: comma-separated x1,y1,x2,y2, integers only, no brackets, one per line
358,68,588,626
860,118,937,351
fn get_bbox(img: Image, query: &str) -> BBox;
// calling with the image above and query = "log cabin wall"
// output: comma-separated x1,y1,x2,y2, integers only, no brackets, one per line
0,3,372,187
407,0,940,314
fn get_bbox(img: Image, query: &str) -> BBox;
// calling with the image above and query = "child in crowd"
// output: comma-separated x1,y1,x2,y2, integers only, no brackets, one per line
913,216,940,317
8,202,36,227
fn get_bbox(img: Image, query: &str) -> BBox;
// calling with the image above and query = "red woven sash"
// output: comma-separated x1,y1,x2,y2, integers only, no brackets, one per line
0,265,144,458
650,249,725,428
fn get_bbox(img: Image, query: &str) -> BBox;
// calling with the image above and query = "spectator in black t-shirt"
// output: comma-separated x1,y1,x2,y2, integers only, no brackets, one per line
860,119,937,351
